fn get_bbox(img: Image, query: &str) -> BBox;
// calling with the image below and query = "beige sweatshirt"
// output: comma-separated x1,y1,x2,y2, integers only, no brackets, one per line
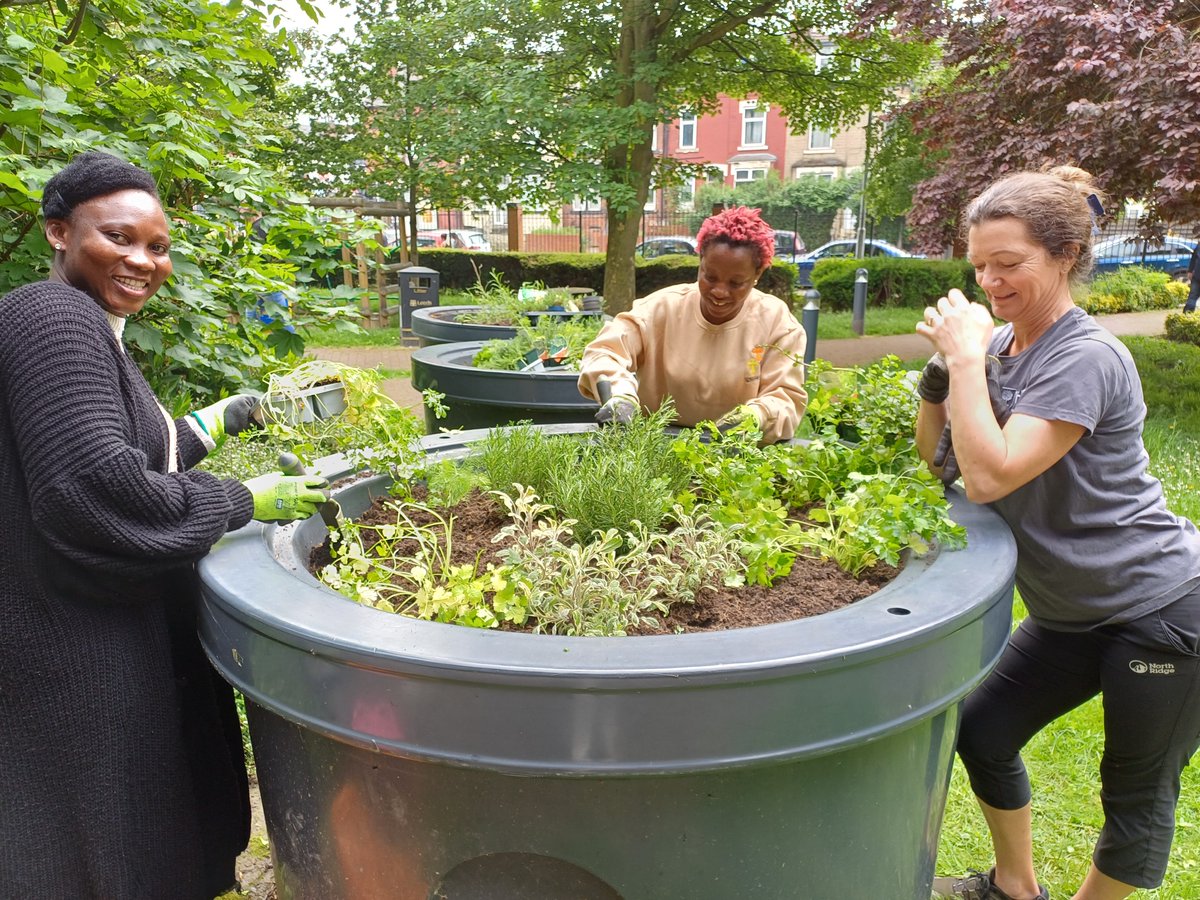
577,283,807,443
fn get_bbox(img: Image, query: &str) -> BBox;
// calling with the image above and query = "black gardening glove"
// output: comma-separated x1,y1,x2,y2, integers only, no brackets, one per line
934,357,1008,484
917,353,950,404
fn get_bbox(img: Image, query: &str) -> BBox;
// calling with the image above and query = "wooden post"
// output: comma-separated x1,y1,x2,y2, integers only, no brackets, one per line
340,230,353,289
356,241,371,324
506,202,522,252
374,235,387,328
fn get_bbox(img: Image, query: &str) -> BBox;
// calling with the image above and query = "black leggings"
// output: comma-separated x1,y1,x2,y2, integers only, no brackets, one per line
956,587,1200,889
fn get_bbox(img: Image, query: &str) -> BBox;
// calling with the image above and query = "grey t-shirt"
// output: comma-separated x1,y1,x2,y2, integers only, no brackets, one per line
986,306,1200,630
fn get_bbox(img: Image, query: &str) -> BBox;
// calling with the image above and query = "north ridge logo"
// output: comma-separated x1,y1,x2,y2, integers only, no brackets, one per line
1129,659,1176,676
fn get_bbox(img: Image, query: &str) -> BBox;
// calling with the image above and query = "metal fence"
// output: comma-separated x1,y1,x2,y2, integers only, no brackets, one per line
415,205,916,257
373,203,1197,262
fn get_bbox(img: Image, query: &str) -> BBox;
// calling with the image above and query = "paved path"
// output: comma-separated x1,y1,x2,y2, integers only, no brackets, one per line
308,309,1170,412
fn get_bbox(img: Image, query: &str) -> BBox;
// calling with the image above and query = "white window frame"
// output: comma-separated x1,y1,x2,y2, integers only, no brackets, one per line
792,166,838,181
739,100,768,149
814,40,835,73
808,125,833,151
675,178,696,210
733,164,769,184
678,112,697,151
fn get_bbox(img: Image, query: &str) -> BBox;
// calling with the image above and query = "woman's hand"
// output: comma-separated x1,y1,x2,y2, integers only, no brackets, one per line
915,288,994,365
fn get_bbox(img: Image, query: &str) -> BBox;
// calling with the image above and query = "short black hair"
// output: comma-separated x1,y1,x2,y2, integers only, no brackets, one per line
41,151,160,221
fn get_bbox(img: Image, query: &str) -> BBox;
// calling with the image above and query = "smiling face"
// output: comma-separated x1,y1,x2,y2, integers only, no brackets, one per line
697,242,766,325
967,216,1075,325
45,189,172,317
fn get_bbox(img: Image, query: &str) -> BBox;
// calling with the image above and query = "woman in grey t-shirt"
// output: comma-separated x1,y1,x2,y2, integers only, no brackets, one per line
916,167,1200,900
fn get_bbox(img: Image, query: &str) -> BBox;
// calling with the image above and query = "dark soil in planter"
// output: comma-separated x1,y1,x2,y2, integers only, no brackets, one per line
308,488,898,634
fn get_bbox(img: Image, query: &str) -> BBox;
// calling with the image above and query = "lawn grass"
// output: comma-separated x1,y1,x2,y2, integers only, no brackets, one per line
935,335,1200,898
815,306,924,340
302,289,479,348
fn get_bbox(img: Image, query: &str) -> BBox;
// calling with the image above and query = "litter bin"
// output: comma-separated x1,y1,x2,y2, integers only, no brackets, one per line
399,266,440,338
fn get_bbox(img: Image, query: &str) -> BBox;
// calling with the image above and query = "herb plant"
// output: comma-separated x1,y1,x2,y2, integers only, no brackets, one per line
471,315,605,372
315,356,968,636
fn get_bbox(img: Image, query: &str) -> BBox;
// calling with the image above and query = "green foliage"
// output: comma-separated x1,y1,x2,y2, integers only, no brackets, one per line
0,0,365,406
195,433,288,481
487,487,747,636
420,248,795,307
320,500,516,627
281,0,487,241
667,357,964,582
260,360,426,486
469,424,573,503
456,275,579,325
1076,267,1186,314
420,249,603,294
692,174,860,253
1165,310,1200,347
545,408,692,544
811,257,982,310
316,357,964,637
197,360,429,490
470,407,691,544
471,316,605,371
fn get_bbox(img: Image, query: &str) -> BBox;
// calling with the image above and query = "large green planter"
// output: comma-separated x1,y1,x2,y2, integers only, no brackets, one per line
411,304,603,347
198,427,1017,900
411,340,598,432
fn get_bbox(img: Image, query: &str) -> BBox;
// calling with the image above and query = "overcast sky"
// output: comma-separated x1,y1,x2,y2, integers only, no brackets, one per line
273,0,351,36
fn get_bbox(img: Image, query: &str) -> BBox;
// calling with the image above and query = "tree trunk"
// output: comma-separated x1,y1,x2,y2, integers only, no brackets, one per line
600,0,660,314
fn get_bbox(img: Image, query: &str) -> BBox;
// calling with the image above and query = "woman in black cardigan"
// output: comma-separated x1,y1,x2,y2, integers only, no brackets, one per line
0,152,328,898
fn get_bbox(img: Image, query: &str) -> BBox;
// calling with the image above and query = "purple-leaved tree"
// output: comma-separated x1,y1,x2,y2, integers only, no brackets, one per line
861,0,1200,252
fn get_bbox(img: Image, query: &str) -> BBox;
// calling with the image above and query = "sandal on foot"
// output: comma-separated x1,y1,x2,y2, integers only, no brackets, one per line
931,867,1049,900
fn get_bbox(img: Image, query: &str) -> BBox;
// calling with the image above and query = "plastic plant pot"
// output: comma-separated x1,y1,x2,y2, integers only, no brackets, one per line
198,425,1017,900
410,341,598,432
262,381,347,426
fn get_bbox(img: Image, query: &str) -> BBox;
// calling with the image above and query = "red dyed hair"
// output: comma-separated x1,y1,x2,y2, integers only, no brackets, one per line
696,206,774,269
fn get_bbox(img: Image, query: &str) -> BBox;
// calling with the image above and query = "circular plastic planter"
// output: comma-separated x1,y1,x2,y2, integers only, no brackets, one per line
412,304,604,347
198,426,1017,900
411,340,597,432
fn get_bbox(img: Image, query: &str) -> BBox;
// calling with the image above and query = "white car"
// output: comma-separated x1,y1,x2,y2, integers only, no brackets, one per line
417,229,493,251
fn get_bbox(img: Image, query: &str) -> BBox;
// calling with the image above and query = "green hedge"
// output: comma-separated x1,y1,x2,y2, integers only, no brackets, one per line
1076,267,1186,314
1165,311,1200,346
418,248,795,309
810,258,983,311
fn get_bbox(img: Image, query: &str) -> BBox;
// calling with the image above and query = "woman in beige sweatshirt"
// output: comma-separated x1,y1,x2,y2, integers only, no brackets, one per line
578,207,807,443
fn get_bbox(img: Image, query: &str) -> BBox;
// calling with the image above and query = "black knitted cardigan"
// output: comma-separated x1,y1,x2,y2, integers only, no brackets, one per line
0,282,256,898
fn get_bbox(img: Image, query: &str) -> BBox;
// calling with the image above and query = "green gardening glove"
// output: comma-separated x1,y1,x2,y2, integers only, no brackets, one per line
189,394,262,448
715,404,762,432
246,472,330,522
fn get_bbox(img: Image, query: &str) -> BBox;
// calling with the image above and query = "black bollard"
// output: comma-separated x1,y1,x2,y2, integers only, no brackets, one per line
801,288,820,366
853,268,868,336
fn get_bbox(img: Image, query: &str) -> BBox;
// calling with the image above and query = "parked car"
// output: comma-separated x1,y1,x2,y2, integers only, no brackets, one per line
417,229,493,251
795,239,923,286
1092,235,1196,280
634,235,699,259
772,229,806,265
